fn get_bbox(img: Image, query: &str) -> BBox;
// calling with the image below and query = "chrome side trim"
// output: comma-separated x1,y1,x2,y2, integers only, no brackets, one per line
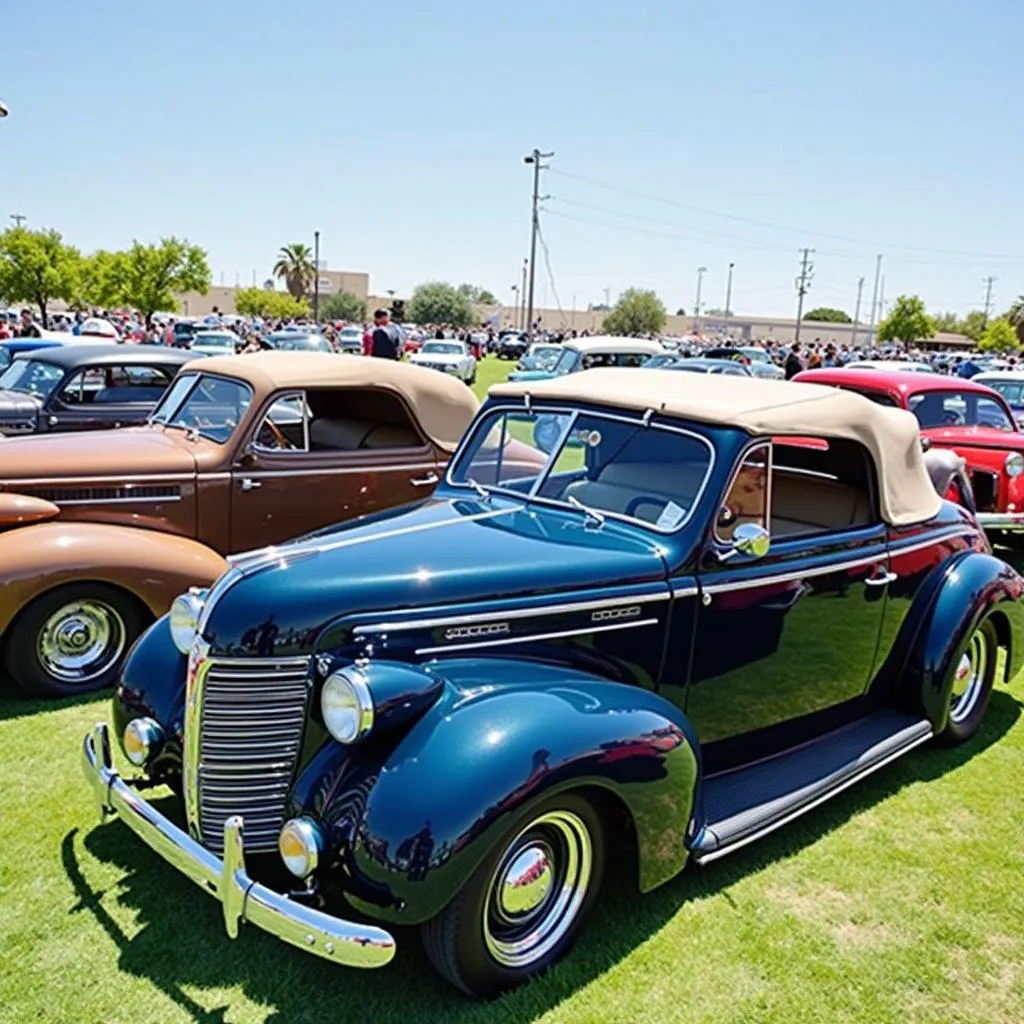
973,512,1024,532
82,723,396,968
700,552,886,594
10,472,195,486
240,462,436,479
887,527,978,556
692,726,933,865
414,617,658,656
50,494,183,506
354,590,671,635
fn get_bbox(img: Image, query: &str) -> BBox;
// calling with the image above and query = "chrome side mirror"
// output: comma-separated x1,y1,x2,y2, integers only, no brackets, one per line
720,522,771,562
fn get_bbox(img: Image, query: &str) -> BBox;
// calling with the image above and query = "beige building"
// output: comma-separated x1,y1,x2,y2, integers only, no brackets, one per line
177,269,370,317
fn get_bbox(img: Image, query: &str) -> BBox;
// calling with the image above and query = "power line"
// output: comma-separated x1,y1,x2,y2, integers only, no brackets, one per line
534,219,566,325
547,167,1024,262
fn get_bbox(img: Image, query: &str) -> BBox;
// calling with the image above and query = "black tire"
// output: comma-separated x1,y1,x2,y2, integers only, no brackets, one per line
935,618,998,747
421,792,605,998
5,582,146,698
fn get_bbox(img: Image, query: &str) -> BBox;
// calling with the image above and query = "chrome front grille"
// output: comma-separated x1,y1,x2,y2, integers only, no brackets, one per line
196,657,311,853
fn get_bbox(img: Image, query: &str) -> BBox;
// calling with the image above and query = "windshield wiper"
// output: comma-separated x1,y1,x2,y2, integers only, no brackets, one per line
466,477,490,502
567,494,605,527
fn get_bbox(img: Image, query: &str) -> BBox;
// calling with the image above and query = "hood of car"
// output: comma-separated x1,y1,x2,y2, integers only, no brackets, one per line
412,352,462,365
922,425,1024,451
200,496,668,656
0,425,199,485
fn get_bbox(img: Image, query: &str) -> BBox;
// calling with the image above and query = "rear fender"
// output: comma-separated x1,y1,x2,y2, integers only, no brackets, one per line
339,657,700,925
890,551,1024,729
0,521,228,637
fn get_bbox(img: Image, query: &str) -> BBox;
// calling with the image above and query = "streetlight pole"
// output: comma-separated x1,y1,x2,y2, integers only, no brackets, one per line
523,148,553,344
312,230,320,323
694,267,707,335
724,262,735,328
520,259,528,330
511,284,519,328
850,276,865,349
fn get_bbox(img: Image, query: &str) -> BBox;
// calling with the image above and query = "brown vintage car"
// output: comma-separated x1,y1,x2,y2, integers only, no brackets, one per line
0,352,479,696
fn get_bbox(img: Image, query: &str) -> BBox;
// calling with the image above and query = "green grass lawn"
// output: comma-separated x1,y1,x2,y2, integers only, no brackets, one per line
2,357,1024,1022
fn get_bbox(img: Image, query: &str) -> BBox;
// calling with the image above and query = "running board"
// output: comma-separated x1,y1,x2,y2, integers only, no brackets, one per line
691,710,933,864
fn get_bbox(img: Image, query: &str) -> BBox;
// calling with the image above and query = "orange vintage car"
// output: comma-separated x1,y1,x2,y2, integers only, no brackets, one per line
0,352,480,696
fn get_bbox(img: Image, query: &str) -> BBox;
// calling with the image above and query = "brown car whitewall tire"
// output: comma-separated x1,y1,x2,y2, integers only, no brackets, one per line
5,583,147,698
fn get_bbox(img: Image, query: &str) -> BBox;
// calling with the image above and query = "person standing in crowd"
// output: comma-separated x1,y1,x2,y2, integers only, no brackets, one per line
370,308,402,359
784,342,803,379
18,309,41,338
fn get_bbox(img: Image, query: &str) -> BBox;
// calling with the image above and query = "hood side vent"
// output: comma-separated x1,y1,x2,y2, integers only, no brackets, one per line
20,484,181,505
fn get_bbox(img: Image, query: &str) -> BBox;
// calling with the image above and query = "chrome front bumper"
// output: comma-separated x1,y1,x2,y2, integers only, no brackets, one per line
976,511,1024,533
81,722,396,969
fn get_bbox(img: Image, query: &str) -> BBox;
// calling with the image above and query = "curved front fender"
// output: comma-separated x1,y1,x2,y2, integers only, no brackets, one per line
343,658,700,925
894,551,1024,729
0,521,228,636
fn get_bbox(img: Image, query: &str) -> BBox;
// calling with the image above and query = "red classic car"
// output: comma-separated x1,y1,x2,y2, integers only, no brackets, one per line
795,368,1024,539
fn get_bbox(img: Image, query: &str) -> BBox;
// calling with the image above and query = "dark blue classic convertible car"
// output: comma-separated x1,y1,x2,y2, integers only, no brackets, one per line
83,370,1024,997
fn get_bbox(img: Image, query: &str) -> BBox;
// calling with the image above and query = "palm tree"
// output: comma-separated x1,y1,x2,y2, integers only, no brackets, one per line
1008,295,1024,345
273,243,316,300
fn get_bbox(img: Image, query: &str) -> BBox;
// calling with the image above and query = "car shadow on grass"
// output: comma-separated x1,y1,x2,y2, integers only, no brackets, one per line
0,675,110,723
62,690,1021,1024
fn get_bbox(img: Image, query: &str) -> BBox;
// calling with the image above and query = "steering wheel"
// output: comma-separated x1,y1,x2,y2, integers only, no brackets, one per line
942,411,963,426
265,418,292,450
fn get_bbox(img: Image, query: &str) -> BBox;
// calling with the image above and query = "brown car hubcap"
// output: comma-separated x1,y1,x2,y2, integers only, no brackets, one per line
37,600,127,684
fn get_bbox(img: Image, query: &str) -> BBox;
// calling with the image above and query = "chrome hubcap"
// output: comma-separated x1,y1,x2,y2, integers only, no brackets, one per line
37,600,126,683
483,810,592,969
950,629,987,724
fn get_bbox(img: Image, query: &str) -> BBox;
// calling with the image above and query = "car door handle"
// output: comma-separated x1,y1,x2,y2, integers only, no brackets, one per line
410,472,439,488
240,478,262,491
865,569,897,587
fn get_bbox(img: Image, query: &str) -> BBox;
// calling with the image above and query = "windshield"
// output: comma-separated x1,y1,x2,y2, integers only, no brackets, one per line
0,347,10,372
645,353,679,368
149,372,253,443
0,359,64,398
422,342,463,355
742,349,770,363
194,333,234,348
908,390,1015,431
451,407,714,531
340,328,362,339
984,380,1024,407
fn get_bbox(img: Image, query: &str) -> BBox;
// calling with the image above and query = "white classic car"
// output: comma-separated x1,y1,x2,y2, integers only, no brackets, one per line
409,340,476,384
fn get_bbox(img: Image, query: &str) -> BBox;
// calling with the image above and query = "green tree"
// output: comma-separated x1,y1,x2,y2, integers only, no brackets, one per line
602,288,667,336
318,291,367,323
408,281,475,327
78,249,127,309
876,294,936,347
932,310,960,332
959,310,987,342
1004,296,1024,345
234,287,309,319
456,283,498,305
803,307,852,323
273,243,316,299
122,239,210,324
0,227,81,327
978,318,1020,354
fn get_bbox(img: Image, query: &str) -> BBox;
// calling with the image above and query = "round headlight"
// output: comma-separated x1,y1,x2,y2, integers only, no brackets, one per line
1006,452,1024,478
123,717,164,767
321,667,374,744
278,816,325,879
169,590,205,655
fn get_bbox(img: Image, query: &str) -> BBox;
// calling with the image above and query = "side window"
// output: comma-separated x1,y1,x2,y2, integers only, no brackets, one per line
306,388,425,452
253,393,308,452
716,444,770,542
552,349,577,375
861,391,900,408
57,368,105,405
769,438,877,538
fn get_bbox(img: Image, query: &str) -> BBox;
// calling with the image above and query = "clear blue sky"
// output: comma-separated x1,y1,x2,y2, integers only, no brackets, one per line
3,0,1021,319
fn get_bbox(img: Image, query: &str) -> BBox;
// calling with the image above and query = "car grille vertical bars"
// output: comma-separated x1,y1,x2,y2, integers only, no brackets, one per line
191,656,312,854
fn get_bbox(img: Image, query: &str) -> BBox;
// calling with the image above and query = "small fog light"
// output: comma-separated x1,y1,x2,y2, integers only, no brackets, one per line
123,717,165,767
279,817,325,879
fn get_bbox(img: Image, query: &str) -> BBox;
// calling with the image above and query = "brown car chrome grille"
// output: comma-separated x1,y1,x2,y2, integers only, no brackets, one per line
197,657,312,854
23,483,181,504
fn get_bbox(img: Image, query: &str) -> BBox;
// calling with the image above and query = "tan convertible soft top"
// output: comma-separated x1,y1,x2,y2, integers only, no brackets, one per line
491,367,942,526
186,351,479,453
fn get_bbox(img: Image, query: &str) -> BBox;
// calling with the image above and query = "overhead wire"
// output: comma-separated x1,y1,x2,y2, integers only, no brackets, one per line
535,217,567,324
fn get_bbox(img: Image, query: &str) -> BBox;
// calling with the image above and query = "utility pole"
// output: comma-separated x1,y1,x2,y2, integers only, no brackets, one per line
520,259,528,329
510,284,519,328
879,275,886,323
793,249,815,344
694,266,708,334
312,230,321,322
523,148,554,344
983,275,997,327
724,262,735,328
9,213,26,227
850,276,865,348
867,254,883,346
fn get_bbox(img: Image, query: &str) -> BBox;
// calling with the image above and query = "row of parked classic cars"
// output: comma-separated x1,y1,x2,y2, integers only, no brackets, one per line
2,337,1021,997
